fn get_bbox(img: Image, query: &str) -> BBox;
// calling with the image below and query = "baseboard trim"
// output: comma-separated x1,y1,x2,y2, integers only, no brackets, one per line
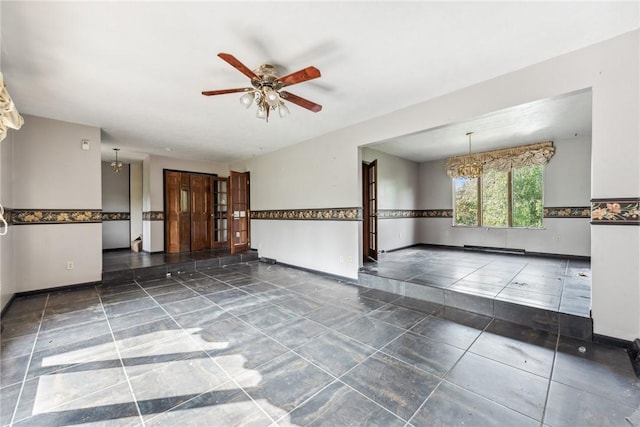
592,333,633,349
1,294,17,318
413,243,590,262
14,280,103,298
275,261,355,284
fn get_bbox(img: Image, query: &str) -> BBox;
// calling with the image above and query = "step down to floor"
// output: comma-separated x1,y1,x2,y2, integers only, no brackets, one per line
358,271,592,340
102,251,259,285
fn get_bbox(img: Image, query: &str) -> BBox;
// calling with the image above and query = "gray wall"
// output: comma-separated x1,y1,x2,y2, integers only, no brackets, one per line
4,115,102,302
101,161,130,249
416,135,591,256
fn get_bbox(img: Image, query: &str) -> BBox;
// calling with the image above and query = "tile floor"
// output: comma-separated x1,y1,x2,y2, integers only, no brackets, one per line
361,246,592,317
2,260,639,426
102,248,239,272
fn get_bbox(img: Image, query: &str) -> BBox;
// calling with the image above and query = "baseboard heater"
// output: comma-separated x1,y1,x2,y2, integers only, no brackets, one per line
463,245,525,255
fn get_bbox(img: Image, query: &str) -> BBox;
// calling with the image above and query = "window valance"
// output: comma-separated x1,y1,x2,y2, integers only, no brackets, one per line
446,141,555,178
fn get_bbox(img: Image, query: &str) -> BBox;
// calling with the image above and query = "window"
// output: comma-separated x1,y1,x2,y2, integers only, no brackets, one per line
454,165,543,228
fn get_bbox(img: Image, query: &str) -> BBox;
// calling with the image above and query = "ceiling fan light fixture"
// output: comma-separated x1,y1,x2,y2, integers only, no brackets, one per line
203,53,322,123
264,88,280,107
278,102,290,118
256,105,267,120
239,91,254,108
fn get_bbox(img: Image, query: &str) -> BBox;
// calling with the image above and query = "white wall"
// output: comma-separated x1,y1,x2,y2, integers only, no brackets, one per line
0,130,15,311
10,115,102,293
363,147,420,252
101,161,130,249
130,162,143,241
235,30,639,340
416,135,592,256
234,135,360,276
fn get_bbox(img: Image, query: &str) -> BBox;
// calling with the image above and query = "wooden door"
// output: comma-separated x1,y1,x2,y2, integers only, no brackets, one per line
362,160,378,261
190,174,210,251
178,173,191,253
229,171,250,254
211,177,229,248
165,171,182,253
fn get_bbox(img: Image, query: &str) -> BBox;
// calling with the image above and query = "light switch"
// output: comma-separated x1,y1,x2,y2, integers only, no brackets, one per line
81,139,90,150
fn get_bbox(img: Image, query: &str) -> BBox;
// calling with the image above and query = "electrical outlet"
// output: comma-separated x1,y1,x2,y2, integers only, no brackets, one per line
66,261,74,270
347,256,353,263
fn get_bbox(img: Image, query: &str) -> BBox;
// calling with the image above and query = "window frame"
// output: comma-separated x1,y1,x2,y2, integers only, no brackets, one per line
453,165,544,229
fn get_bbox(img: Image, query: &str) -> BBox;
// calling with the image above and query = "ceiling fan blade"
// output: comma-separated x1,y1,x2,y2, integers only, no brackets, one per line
277,66,321,87
280,91,322,112
201,88,251,96
217,53,258,80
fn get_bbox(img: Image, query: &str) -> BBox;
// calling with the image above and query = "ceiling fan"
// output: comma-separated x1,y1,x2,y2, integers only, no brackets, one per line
202,53,322,121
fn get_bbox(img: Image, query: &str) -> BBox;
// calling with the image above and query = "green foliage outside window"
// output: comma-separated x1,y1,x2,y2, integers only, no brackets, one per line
512,165,543,227
454,176,478,226
454,165,543,228
482,169,509,227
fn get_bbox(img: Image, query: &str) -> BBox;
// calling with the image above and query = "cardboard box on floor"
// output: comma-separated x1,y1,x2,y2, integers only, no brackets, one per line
131,236,142,252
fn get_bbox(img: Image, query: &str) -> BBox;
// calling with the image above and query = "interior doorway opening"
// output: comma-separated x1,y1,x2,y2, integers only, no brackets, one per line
362,160,378,263
164,170,250,254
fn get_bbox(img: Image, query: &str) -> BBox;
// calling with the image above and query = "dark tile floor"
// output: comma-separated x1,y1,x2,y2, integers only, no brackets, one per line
102,248,241,272
1,258,638,426
361,246,592,317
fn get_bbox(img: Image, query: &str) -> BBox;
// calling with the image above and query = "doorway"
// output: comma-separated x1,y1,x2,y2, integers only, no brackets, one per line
362,160,378,262
164,170,249,254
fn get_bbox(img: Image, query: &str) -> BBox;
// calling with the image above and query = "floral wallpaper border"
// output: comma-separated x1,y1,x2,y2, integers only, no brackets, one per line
591,198,639,225
142,211,164,221
102,212,131,221
2,208,12,226
377,209,453,219
251,208,362,221
11,209,102,225
543,207,591,219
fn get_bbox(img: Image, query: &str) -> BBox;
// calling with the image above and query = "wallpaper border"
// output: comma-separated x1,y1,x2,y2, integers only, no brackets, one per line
590,198,639,225
377,209,453,219
102,212,131,221
543,207,591,219
142,211,164,221
250,208,362,221
10,209,102,225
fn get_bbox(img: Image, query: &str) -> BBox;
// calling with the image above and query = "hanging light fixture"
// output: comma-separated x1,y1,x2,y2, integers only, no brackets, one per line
457,132,483,178
111,148,123,173
237,64,291,122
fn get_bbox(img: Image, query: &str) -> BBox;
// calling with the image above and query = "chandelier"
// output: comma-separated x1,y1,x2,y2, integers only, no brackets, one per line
111,148,123,173
238,64,290,122
458,132,483,178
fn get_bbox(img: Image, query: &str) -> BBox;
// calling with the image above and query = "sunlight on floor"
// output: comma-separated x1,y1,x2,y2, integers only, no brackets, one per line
33,327,267,422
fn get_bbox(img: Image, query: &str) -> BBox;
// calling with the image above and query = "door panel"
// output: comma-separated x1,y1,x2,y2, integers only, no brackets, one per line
190,175,209,251
362,160,378,261
211,177,229,248
230,171,250,254
179,174,191,253
165,171,181,253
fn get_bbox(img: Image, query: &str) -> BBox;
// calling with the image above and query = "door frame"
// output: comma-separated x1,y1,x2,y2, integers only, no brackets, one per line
163,169,219,253
362,160,378,262
229,171,250,254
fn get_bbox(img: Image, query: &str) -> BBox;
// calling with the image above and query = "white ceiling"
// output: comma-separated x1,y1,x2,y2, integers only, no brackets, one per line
369,88,593,162
1,2,638,164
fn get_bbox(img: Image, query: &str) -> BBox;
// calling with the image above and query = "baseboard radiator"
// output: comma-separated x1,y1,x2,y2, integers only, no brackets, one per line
463,245,526,255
